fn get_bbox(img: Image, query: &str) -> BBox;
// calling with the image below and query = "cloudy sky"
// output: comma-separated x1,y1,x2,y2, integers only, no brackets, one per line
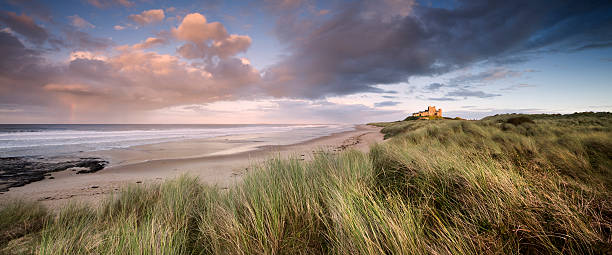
0,0,611,123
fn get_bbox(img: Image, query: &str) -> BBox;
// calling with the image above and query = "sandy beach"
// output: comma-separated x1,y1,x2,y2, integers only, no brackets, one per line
1,124,383,210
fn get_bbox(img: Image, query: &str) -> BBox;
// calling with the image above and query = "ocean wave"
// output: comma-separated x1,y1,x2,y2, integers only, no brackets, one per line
0,124,353,157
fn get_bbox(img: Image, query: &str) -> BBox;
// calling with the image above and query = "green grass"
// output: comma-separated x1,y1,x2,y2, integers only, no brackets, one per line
1,112,611,254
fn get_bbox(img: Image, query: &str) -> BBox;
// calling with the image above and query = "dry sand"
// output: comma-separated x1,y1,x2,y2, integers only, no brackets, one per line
1,125,383,210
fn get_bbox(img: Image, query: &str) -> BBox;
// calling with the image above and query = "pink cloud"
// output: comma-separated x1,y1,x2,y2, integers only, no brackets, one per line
172,13,227,43
68,15,95,29
212,35,252,58
317,9,330,15
47,49,260,116
129,9,165,26
132,37,167,50
0,12,258,122
173,13,252,60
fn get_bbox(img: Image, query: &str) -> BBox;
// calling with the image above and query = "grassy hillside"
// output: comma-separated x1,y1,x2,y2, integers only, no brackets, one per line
1,113,611,254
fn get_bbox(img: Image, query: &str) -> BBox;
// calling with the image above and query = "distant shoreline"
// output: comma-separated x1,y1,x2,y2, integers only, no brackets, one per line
0,123,354,158
1,124,384,211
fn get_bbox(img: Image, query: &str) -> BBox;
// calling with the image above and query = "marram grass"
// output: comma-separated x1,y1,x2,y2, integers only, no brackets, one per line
1,112,610,254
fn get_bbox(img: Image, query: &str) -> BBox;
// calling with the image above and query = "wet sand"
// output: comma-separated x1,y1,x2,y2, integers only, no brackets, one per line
1,125,383,210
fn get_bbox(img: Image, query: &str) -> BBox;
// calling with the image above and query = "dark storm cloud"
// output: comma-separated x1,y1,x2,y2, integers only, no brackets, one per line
63,29,114,50
0,31,60,107
374,101,400,107
0,31,60,84
262,0,612,98
0,10,111,50
0,31,41,74
0,11,48,44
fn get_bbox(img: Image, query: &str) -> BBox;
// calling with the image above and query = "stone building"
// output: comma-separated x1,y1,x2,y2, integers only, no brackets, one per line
412,106,443,119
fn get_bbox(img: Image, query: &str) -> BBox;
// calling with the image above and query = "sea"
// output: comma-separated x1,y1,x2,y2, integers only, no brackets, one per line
0,124,354,158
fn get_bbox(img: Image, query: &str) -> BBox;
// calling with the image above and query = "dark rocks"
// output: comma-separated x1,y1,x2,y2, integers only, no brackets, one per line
0,156,108,192
91,186,99,189
75,160,107,174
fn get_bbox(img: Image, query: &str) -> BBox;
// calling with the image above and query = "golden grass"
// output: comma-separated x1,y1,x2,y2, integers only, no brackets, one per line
1,112,610,254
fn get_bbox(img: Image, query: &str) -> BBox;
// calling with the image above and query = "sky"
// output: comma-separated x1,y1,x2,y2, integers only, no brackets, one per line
0,0,611,124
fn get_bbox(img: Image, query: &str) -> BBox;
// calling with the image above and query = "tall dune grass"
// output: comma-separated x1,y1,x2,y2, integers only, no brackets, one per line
1,113,610,254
